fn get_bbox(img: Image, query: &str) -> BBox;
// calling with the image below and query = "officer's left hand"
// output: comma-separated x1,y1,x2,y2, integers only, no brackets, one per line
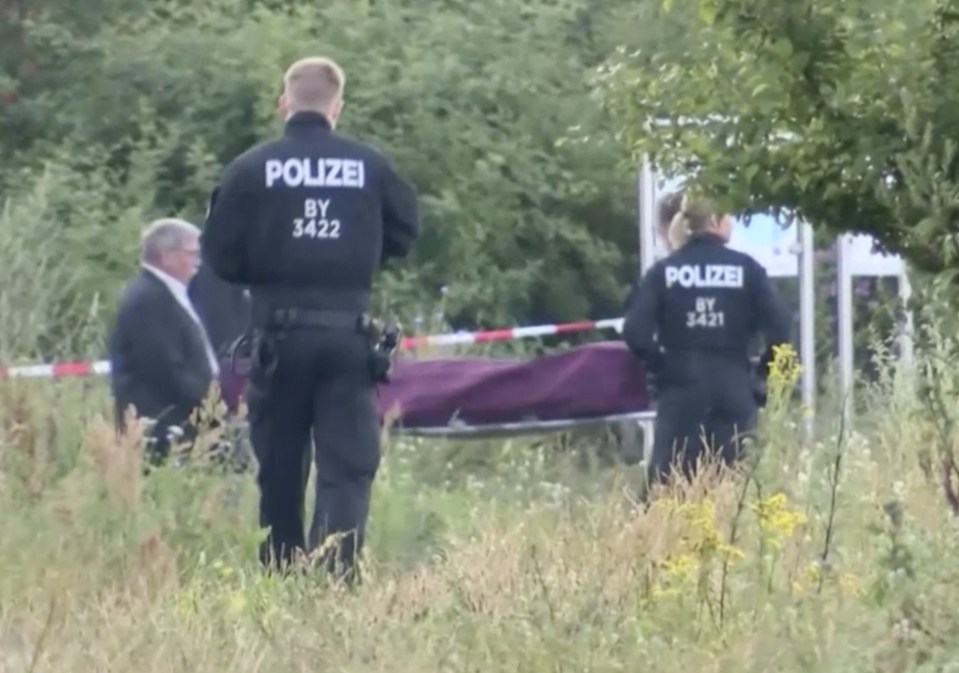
646,370,659,400
643,349,665,400
753,379,768,408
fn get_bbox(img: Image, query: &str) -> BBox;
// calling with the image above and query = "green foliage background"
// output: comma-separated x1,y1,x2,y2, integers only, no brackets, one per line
0,0,915,379
0,0,652,361
593,0,959,280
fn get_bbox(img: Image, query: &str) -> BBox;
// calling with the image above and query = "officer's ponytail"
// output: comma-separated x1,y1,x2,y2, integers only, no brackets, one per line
668,193,721,249
666,208,690,250
657,191,684,248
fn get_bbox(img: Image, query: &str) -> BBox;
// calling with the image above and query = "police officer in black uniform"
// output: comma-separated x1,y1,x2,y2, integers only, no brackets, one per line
623,193,792,486
201,56,420,579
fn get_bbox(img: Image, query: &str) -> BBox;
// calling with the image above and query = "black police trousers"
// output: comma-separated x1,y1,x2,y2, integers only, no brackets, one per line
245,325,379,579
649,356,758,485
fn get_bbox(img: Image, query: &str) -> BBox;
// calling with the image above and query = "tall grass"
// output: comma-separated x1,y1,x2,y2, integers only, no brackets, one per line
0,144,953,671
1,333,959,672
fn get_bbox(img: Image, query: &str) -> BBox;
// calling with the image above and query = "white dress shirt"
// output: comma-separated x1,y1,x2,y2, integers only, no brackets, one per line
143,264,220,376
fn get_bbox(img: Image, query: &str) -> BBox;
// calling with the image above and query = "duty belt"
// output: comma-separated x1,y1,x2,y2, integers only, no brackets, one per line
268,308,372,333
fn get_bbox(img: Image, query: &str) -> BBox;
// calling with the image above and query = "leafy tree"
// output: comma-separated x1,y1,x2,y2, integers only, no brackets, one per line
593,0,959,279
1,0,666,362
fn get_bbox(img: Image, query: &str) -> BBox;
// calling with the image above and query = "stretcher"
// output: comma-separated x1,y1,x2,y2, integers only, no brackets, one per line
217,341,656,457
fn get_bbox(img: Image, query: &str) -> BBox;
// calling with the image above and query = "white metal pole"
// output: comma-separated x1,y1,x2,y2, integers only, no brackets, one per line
639,154,657,276
636,154,660,468
798,220,816,440
836,235,855,427
898,267,914,367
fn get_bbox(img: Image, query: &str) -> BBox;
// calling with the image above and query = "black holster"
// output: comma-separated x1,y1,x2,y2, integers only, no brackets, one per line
368,317,402,383
252,330,280,380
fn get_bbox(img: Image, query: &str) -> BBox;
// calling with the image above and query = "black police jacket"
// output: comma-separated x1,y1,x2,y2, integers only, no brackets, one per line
201,111,420,313
623,232,792,376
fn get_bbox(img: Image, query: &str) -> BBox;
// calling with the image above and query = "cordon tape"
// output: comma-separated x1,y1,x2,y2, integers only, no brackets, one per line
0,317,625,379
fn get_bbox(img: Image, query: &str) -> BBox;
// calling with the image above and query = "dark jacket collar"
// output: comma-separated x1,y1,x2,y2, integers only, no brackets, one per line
138,266,168,290
284,111,332,133
686,232,727,246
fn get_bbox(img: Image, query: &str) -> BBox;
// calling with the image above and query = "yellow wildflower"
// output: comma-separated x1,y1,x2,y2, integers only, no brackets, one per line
174,585,201,620
753,493,807,548
793,562,862,598
651,553,697,600
674,499,746,562
767,343,802,387
227,589,248,616
839,573,862,597
662,553,698,584
765,343,802,410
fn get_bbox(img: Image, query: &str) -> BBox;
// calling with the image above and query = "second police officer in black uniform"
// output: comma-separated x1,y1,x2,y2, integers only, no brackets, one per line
623,192,792,487
202,57,421,581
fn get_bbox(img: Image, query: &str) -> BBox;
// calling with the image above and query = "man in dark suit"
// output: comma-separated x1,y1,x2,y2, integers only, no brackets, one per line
188,262,251,357
108,218,220,464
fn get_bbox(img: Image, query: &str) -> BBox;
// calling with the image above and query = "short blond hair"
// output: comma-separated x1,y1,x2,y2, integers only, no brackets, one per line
283,56,345,111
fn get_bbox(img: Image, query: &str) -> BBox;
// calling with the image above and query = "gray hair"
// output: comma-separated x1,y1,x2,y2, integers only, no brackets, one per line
140,218,200,264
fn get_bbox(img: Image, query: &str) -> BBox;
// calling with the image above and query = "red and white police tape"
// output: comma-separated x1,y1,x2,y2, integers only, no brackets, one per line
0,317,625,380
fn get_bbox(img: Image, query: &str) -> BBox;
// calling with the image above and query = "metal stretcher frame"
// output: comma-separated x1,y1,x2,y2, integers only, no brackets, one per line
226,411,657,465
219,410,658,458
389,410,658,464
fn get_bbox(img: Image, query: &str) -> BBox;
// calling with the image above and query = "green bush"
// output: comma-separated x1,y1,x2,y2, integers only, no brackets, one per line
0,0,647,359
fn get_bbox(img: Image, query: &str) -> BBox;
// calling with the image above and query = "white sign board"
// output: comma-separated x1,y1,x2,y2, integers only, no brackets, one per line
841,234,904,277
729,221,906,280
727,217,799,278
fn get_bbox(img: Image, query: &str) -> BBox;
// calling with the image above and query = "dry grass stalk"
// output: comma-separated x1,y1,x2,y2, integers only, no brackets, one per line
88,406,143,509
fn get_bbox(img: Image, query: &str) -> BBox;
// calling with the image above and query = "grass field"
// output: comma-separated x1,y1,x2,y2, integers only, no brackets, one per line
1,345,959,672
